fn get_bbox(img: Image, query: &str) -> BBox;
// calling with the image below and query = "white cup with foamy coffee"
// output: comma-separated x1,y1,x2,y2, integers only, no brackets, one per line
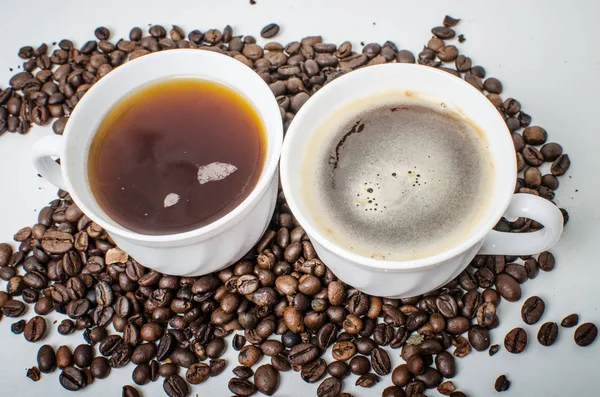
280,63,564,298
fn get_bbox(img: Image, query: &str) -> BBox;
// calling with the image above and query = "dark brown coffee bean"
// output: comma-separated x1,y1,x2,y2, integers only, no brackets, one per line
345,355,369,376
24,316,46,342
468,325,490,351
396,50,415,63
261,23,280,39
73,344,94,367
541,142,563,162
255,364,280,395
90,357,110,379
505,327,527,353
299,358,326,383
537,322,559,346
37,345,57,373
122,385,141,397
483,77,503,94
164,374,189,397
575,323,598,347
132,363,152,385
233,365,254,380
495,374,511,392
132,343,157,364
432,26,456,39
522,147,544,167
185,363,210,384
59,366,87,391
522,126,547,145
170,347,197,368
495,274,522,302
371,347,391,375
561,314,579,328
317,377,342,397
356,372,379,388
228,378,256,397
538,251,555,271
435,351,455,378
551,154,570,176
521,296,545,325
383,385,406,397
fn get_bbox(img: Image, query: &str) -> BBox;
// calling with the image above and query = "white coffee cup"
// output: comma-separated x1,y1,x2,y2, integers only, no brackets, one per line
31,49,282,276
280,63,563,298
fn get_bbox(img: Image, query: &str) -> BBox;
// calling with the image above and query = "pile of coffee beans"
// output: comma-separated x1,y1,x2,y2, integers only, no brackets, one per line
0,15,592,397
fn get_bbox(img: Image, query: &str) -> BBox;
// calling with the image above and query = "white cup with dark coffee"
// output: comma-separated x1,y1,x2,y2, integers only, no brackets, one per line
280,63,563,298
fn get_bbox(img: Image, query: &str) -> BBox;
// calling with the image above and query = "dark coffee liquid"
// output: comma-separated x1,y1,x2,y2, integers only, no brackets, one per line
303,96,493,261
88,78,265,235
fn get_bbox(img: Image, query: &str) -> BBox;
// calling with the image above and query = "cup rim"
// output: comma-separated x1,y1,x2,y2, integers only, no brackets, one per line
280,63,515,270
62,49,283,243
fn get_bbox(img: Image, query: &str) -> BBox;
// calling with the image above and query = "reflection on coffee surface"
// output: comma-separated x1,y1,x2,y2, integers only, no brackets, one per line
302,93,494,261
88,78,266,235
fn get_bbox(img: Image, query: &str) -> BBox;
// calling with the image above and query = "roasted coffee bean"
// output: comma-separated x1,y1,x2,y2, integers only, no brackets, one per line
356,372,379,387
521,296,545,325
349,355,371,375
488,344,500,356
332,340,356,361
537,322,559,346
261,23,280,39
37,345,57,373
522,147,544,167
73,344,94,367
468,325,490,351
495,374,511,392
575,323,598,347
551,154,570,176
541,142,563,162
233,334,246,350
354,337,376,355
238,345,262,367
56,345,74,369
396,50,415,63
391,364,411,387
371,347,391,375
159,363,179,378
289,342,319,366
495,274,521,302
383,385,407,397
122,385,141,397
185,363,210,384
11,319,26,334
132,363,152,385
24,316,46,342
301,358,327,383
164,374,190,397
59,366,87,391
435,351,456,378
538,251,555,271
255,364,280,395
505,327,527,353
90,356,111,379
132,343,157,364
561,313,579,328
209,358,226,377
228,377,256,397
317,377,342,397
415,367,442,389
432,26,456,39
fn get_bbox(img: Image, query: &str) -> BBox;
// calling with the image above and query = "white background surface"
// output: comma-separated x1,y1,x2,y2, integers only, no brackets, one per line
0,0,599,396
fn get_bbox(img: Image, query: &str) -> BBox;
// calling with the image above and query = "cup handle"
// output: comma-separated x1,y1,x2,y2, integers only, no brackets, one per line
479,193,564,255
31,135,67,191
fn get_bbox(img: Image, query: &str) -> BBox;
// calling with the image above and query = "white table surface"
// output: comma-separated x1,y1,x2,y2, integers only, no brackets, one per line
1,0,599,396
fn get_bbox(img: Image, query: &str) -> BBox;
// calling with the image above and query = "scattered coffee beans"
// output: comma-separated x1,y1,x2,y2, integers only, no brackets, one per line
0,14,577,397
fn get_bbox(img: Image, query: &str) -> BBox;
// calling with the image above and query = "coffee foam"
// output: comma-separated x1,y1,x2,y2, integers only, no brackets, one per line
301,93,494,261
